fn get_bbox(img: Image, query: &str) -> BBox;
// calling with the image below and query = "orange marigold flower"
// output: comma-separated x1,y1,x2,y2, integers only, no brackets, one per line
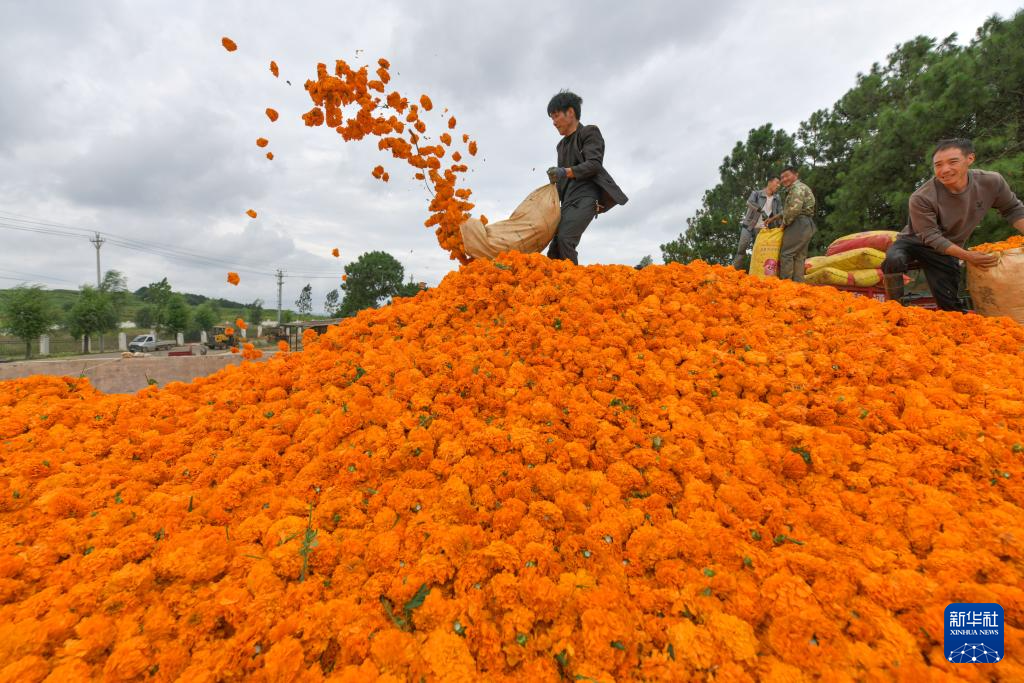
266,152,274,160
468,140,478,156
229,345,239,353
256,137,269,148
341,274,348,282
332,248,340,258
276,339,289,352
419,94,433,111
378,58,390,69
236,318,248,330
246,209,257,218
226,272,240,285
448,116,457,129
266,108,279,122
270,60,279,77
372,165,385,179
221,37,237,52
224,327,235,336
440,133,452,146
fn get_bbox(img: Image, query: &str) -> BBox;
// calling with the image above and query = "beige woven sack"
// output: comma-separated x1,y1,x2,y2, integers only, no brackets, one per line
460,184,560,259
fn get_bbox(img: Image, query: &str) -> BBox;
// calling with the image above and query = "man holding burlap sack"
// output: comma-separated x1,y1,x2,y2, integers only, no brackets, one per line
880,139,1024,311
545,91,628,264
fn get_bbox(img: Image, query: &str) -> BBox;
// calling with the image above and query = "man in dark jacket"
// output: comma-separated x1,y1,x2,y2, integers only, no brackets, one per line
545,91,628,264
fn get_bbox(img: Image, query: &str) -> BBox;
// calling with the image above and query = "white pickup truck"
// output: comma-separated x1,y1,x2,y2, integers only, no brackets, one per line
127,334,176,353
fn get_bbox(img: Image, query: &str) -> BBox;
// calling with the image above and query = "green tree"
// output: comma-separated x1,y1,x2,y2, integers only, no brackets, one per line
99,269,129,321
635,255,654,269
675,10,1024,260
247,299,265,327
192,302,219,334
67,286,118,352
163,295,192,334
338,251,406,317
393,280,424,299
662,124,798,265
295,284,313,316
324,288,340,316
0,285,59,358
135,305,155,330
140,278,174,332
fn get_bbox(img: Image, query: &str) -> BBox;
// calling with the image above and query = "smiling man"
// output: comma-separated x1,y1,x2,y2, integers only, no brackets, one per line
545,91,628,264
880,139,1024,310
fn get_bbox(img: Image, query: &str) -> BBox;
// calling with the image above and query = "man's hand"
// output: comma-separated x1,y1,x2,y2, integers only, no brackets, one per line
546,167,567,183
763,214,783,227
965,250,999,269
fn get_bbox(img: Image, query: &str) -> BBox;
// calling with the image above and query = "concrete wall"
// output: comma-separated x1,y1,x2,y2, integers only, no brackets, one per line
0,354,268,394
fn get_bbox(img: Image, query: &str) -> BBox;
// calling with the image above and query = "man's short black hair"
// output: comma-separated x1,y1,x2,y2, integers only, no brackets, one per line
781,165,798,175
547,90,582,120
768,174,781,181
933,138,974,157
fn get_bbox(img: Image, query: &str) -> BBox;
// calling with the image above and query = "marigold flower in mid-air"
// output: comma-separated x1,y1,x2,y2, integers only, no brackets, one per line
266,108,279,122
226,272,240,285
448,116,457,129
221,37,237,52
246,209,257,218
332,248,340,257
270,60,279,77
468,140,478,156
266,152,274,160
256,138,269,148
419,94,433,111
236,318,248,330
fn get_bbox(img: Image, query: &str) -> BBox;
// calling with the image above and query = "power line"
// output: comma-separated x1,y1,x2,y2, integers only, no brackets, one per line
0,211,347,276
0,218,345,279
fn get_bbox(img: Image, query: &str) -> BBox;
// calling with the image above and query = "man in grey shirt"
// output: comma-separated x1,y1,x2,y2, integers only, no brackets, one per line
733,176,782,270
881,138,1024,311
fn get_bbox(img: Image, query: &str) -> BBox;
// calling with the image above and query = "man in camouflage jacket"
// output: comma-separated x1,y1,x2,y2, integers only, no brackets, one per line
767,166,816,282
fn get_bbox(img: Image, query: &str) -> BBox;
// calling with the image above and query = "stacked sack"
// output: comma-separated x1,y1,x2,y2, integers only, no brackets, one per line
804,230,899,287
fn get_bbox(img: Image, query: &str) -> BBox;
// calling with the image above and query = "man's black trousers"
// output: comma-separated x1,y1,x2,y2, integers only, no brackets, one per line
547,198,597,265
880,235,964,311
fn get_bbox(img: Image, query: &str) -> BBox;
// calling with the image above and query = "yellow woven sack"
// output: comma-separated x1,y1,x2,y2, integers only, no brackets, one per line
812,247,886,272
804,256,827,274
805,267,883,287
749,227,783,278
805,267,849,286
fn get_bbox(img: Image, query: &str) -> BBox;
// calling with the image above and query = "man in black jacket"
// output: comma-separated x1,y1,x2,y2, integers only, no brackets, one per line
546,91,628,264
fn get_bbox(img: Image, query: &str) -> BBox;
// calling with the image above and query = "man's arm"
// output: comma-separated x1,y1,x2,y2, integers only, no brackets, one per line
991,173,1024,229
568,125,605,180
781,186,808,226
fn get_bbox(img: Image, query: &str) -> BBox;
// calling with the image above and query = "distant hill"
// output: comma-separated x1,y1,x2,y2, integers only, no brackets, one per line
1,287,297,326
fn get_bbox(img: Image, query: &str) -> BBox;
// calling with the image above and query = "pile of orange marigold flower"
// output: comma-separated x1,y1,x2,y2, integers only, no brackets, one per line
299,57,478,264
3,254,1024,681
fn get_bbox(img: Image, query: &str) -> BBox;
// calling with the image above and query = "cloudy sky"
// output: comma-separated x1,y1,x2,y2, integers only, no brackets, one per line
1,0,1020,316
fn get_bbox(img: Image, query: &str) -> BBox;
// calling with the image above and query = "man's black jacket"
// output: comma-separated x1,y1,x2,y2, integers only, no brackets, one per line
556,124,629,214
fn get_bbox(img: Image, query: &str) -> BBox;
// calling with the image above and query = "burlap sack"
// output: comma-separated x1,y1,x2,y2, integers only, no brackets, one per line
967,247,1024,324
460,184,560,259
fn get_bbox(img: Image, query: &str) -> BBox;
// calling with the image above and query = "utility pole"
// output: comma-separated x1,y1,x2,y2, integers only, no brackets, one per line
89,232,106,353
90,232,105,287
276,269,284,324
